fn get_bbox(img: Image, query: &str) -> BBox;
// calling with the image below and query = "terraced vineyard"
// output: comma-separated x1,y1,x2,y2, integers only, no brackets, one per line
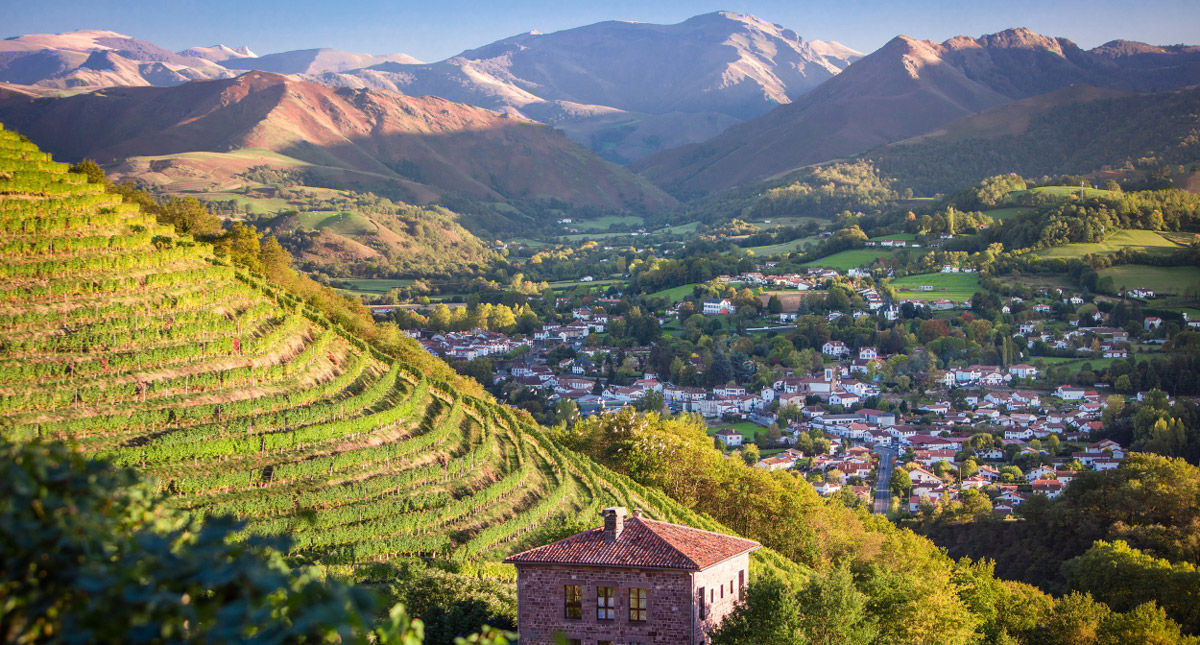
0,126,800,579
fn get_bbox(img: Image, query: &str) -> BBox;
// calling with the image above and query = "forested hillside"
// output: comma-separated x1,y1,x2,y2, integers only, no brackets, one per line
871,85,1200,195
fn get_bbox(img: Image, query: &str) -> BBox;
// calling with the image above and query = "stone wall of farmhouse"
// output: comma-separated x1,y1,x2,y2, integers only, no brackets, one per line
515,553,749,645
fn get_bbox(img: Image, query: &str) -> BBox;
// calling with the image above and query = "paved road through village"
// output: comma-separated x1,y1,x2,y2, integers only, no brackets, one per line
873,445,898,514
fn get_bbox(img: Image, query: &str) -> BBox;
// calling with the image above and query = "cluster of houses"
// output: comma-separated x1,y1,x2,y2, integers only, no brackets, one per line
417,330,529,360
403,276,1157,519
711,267,849,294
709,376,1130,515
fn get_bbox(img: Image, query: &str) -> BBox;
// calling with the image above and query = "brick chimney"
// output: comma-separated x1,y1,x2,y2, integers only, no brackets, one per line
602,506,627,542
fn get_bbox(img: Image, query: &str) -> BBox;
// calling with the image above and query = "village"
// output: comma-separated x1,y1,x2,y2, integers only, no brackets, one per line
403,262,1181,516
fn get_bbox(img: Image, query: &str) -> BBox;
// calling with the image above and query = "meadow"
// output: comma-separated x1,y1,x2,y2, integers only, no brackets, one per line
739,235,820,256
890,272,981,302
295,210,376,235
1030,230,1183,259
568,214,645,230
981,207,1033,221
333,278,415,296
1098,265,1200,295
647,283,701,302
801,248,896,270
1012,186,1118,200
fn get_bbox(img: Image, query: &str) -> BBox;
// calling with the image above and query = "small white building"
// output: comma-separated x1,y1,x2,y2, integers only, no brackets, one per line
714,428,744,448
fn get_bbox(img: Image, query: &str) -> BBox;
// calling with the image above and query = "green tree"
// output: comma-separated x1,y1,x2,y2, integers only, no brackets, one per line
636,390,665,415
710,573,805,645
796,562,877,645
1064,540,1200,634
890,468,913,499
0,440,443,644
1036,592,1111,645
741,444,761,466
768,295,784,314
429,304,453,332
1099,602,1197,645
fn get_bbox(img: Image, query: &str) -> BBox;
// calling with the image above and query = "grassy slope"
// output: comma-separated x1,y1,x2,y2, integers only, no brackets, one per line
890,272,982,302
801,248,896,270
981,207,1032,221
0,127,803,582
740,236,820,256
1098,265,1200,295
1030,230,1183,259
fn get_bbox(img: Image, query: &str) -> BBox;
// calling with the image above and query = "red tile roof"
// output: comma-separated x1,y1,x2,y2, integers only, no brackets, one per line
503,516,759,571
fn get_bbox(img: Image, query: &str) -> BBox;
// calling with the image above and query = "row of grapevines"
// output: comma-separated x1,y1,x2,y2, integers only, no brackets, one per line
12,343,372,443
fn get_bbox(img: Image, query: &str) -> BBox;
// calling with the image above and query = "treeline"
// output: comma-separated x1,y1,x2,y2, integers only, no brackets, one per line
656,161,899,229
918,453,1200,635
871,85,1200,195
741,161,898,221
1101,389,1200,466
991,189,1200,251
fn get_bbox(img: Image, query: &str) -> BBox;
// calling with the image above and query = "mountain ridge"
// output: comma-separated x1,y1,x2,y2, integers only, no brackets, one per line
0,70,675,213
306,11,861,162
633,26,1200,195
0,15,861,164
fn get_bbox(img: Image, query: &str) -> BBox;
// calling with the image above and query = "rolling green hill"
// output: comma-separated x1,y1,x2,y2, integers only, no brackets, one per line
0,125,802,583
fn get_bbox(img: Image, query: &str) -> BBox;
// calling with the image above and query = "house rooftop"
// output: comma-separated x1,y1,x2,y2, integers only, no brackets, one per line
503,511,759,571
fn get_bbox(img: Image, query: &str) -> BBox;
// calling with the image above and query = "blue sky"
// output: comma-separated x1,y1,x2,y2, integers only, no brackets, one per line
3,0,1197,61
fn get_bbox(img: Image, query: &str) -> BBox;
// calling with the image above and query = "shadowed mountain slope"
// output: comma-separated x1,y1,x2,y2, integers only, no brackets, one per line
0,71,674,212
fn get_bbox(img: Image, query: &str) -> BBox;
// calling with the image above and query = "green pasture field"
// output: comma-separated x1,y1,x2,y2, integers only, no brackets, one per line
1165,307,1200,319
1038,356,1123,373
655,221,701,235
1031,230,1183,259
332,278,415,296
869,233,917,241
745,216,828,228
982,207,1032,221
740,236,820,256
707,421,766,443
1098,265,1200,295
562,232,633,241
801,249,897,270
890,272,981,302
569,215,645,230
1011,186,1118,200
548,279,623,289
646,283,701,301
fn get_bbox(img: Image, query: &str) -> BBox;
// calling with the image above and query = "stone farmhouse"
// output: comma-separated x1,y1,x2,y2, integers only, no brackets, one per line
504,507,760,645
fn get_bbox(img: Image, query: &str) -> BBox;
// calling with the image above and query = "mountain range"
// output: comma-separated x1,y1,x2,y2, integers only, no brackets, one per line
302,12,861,162
0,13,860,163
632,27,1200,195
0,71,673,213
2,17,1198,207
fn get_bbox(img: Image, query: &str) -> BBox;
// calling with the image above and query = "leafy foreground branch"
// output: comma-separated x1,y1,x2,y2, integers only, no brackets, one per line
0,439,512,644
